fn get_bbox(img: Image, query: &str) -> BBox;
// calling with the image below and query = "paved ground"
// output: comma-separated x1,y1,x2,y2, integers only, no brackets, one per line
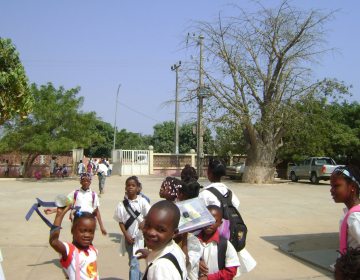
0,175,342,279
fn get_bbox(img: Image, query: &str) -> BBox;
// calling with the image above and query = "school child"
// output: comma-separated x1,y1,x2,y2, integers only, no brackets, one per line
44,173,107,236
19,161,24,178
137,179,150,203
57,167,63,178
138,200,187,280
87,161,93,175
199,158,256,275
176,176,203,280
49,205,99,279
4,160,9,178
334,246,360,280
113,176,151,280
197,205,240,280
62,164,69,177
180,164,198,180
159,177,181,203
78,160,86,175
330,166,360,251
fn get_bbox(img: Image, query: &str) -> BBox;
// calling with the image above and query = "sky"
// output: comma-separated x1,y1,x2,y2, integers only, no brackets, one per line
2,0,360,135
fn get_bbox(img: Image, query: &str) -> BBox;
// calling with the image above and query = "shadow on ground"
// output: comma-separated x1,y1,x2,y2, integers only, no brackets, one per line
261,232,339,274
108,232,122,243
28,258,67,276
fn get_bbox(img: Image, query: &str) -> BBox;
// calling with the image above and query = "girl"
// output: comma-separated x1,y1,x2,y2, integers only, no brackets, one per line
159,176,181,202
330,166,360,251
198,157,257,275
176,176,203,280
49,205,99,279
180,164,198,180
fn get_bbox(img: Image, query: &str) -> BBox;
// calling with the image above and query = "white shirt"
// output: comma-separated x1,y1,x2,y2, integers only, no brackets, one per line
97,163,108,176
199,237,240,274
113,196,150,256
199,182,240,208
146,240,187,280
60,242,98,280
78,163,85,174
339,207,360,249
68,188,99,216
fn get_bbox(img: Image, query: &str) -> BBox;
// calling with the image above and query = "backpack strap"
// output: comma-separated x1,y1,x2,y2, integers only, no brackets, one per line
123,199,141,231
92,191,96,209
218,236,228,271
142,252,182,280
207,187,233,213
340,205,360,253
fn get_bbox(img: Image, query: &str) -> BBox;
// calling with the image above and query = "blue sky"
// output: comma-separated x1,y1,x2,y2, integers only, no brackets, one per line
2,1,360,135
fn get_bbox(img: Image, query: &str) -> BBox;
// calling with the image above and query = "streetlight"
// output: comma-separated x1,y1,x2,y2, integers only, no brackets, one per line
113,84,121,151
171,61,181,154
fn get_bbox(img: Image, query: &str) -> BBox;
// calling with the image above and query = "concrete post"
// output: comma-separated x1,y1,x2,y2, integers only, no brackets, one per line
190,149,196,168
149,145,154,175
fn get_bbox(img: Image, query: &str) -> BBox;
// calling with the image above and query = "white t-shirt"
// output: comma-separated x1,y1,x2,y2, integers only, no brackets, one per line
68,188,100,217
199,182,240,208
78,163,85,174
339,207,360,249
113,196,150,256
60,242,99,280
97,163,108,176
145,240,187,280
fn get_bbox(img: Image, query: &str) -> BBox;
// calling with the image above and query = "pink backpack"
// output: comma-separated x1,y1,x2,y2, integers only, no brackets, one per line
340,205,360,254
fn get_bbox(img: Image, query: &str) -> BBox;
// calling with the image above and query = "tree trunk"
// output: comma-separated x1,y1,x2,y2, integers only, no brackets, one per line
24,153,40,178
242,138,277,184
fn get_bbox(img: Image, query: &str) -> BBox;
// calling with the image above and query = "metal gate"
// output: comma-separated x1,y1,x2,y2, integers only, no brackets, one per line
112,150,150,176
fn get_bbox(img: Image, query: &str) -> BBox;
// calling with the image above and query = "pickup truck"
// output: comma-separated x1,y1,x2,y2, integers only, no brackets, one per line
290,157,339,184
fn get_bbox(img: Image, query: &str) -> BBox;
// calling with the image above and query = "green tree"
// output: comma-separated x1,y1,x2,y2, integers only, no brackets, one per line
184,1,348,183
84,120,114,158
214,124,247,157
0,37,33,124
115,129,150,150
0,82,101,177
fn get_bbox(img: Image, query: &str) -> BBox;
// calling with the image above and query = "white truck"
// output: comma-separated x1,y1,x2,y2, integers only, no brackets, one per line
290,157,340,184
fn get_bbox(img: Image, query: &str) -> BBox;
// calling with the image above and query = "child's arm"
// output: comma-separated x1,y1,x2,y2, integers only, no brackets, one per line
94,208,107,236
201,267,237,280
49,204,72,261
180,233,190,267
119,222,135,245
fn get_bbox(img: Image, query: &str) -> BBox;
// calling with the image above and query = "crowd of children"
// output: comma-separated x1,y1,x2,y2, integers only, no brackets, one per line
42,159,360,280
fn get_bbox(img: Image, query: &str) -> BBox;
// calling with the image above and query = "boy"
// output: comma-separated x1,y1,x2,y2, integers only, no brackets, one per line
140,200,187,280
44,173,107,236
113,176,151,280
197,205,240,280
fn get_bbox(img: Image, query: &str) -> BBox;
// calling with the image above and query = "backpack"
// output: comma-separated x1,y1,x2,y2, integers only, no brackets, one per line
69,190,96,221
207,187,247,252
142,252,182,280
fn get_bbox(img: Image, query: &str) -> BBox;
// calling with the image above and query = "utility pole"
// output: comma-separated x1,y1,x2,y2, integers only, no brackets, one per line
171,61,181,154
113,84,121,151
197,34,205,177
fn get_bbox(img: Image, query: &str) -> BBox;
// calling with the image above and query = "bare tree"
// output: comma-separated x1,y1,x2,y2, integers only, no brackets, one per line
182,1,346,183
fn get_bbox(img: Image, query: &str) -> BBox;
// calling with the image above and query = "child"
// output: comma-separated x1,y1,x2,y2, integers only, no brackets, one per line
78,160,86,175
176,176,203,280
330,166,360,251
113,176,151,280
199,158,256,275
180,164,198,180
197,205,240,280
334,246,360,280
49,205,99,279
87,161,93,175
137,178,150,203
4,160,9,178
159,177,181,203
138,200,187,280
19,161,24,178
62,164,69,177
45,173,107,236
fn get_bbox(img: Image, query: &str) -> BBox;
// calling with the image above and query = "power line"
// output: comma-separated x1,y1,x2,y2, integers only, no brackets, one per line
117,101,160,123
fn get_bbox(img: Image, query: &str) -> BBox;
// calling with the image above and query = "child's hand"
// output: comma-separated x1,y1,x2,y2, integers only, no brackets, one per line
100,226,107,236
44,208,56,215
55,204,72,217
199,259,209,275
138,220,145,230
135,249,150,259
125,234,135,245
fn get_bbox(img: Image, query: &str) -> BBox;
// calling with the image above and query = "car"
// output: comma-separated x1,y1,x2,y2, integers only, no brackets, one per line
226,162,245,180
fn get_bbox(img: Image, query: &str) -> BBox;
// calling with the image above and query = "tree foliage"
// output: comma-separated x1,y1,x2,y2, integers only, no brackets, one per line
0,83,101,177
84,120,114,158
0,37,33,124
183,1,348,183
115,128,150,150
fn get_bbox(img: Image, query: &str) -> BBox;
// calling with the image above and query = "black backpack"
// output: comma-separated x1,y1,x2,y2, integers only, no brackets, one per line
207,187,247,252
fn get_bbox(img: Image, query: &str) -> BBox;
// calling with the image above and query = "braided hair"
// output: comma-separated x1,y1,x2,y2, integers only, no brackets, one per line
208,157,227,177
181,164,198,180
179,176,202,199
80,172,92,182
333,165,360,198
126,176,141,187
335,246,360,279
72,211,97,229
162,177,181,197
